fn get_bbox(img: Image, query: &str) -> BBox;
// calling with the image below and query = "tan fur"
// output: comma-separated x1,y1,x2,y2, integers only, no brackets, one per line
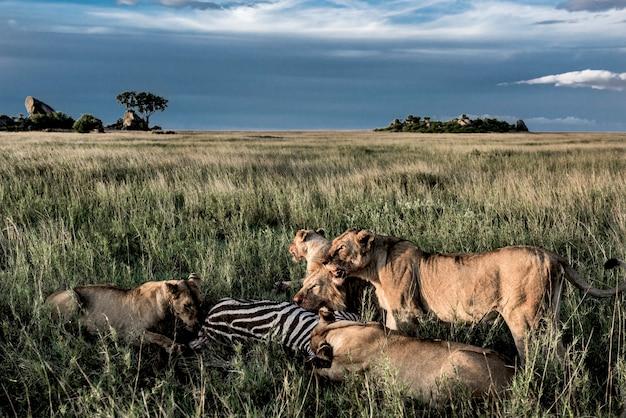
310,308,513,404
287,228,368,312
323,229,626,364
275,229,329,292
46,274,203,353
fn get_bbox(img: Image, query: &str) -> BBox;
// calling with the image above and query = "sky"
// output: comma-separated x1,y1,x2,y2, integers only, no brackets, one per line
1,0,625,131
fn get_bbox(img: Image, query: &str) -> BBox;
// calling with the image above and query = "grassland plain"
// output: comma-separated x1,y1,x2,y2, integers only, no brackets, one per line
0,131,625,417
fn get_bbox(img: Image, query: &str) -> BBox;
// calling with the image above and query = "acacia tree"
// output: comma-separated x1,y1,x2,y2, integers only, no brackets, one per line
116,91,168,128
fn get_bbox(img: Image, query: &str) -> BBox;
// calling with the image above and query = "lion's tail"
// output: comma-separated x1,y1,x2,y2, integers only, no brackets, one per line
561,257,626,298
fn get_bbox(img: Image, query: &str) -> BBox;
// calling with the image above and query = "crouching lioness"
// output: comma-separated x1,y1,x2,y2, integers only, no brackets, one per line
323,229,626,364
46,274,203,353
310,307,513,403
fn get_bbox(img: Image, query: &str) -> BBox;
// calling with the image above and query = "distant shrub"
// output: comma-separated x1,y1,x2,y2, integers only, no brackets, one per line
106,118,124,130
29,112,75,131
0,115,15,131
376,114,529,133
73,114,104,133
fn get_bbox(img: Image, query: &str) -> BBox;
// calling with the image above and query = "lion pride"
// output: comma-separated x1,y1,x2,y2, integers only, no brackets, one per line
322,229,626,364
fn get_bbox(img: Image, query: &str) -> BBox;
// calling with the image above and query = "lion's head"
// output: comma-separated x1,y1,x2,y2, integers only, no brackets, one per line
288,228,327,262
323,229,375,283
292,268,347,312
166,273,203,331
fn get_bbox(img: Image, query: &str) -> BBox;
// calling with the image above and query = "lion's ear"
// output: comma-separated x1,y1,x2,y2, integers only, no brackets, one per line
315,228,326,237
318,306,336,323
296,229,312,241
356,230,375,252
166,282,180,297
313,342,333,368
187,274,204,302
187,273,202,288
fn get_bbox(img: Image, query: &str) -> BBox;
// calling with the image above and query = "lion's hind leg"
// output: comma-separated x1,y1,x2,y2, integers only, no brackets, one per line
45,289,82,322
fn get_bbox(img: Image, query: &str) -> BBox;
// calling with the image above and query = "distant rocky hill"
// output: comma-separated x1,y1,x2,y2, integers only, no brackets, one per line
376,114,528,133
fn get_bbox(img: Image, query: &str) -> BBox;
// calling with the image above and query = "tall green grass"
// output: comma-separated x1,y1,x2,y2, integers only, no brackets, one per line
0,131,625,416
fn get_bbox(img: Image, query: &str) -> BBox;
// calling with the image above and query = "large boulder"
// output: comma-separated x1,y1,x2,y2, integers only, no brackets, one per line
122,110,148,131
25,96,55,116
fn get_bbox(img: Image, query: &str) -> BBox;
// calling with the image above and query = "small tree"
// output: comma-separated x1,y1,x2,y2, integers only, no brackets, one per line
116,91,168,128
73,114,104,133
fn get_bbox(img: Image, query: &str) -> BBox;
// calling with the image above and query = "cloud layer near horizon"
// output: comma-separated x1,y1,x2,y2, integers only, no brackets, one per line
1,0,625,131
516,70,626,91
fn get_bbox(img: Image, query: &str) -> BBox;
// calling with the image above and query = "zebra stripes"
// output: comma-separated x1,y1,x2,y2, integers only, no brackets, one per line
189,298,359,358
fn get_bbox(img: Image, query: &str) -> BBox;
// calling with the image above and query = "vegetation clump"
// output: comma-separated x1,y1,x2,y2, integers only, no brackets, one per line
73,114,104,133
116,91,168,130
28,111,75,131
376,114,529,133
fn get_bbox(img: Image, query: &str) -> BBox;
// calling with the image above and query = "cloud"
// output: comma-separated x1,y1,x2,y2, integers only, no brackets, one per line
514,69,626,91
119,0,269,8
81,0,626,43
526,116,596,126
557,0,626,12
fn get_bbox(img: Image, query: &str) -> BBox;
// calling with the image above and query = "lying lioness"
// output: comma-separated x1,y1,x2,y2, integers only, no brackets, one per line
46,274,203,353
322,229,626,364
275,229,330,292
289,228,329,274
310,307,513,403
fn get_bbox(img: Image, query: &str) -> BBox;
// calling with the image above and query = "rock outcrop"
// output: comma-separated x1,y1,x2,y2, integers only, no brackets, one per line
122,110,148,131
24,96,55,116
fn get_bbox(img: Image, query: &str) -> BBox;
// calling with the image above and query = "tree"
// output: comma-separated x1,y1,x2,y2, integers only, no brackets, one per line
73,114,104,133
116,91,168,128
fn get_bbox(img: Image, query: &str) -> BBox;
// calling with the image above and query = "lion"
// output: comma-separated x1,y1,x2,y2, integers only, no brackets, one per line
322,229,626,364
46,273,203,353
274,228,330,291
292,265,368,313
310,307,513,404
282,229,369,313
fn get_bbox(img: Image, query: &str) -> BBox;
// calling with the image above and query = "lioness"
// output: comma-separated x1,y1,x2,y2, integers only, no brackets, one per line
275,228,330,291
46,274,203,353
292,265,367,312
310,307,513,403
285,229,369,312
322,229,626,364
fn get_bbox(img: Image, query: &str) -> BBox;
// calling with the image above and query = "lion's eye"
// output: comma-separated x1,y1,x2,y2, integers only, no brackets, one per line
184,304,193,312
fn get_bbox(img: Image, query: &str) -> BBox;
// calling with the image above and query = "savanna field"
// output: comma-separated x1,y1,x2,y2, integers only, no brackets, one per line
1,131,625,417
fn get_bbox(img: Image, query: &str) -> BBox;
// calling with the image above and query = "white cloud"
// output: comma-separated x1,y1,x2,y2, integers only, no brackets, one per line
526,116,596,126
78,0,626,43
515,69,626,91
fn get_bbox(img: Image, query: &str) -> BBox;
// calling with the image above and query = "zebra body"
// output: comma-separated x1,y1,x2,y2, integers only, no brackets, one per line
189,298,359,358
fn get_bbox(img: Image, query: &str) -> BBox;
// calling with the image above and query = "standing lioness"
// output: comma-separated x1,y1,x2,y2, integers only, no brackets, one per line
323,229,626,364
46,274,203,353
310,308,513,403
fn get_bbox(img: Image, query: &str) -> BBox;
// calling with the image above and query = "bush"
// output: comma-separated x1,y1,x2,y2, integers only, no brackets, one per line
106,118,124,130
73,114,104,133
29,112,75,131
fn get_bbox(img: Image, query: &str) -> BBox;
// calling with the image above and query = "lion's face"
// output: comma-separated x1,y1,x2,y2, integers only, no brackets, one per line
166,277,203,331
292,268,347,311
324,229,375,280
288,228,326,262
